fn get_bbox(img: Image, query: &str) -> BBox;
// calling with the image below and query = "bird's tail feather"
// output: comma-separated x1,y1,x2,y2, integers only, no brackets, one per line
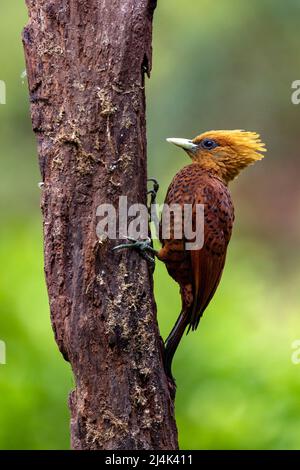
164,309,189,379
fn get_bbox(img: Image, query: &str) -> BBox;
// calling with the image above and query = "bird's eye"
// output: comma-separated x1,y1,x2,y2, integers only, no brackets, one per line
200,139,218,150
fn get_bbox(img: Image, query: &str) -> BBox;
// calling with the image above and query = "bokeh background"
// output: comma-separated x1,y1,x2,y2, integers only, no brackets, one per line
1,0,300,449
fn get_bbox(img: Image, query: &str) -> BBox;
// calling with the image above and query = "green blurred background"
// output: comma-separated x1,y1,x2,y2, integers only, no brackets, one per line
1,0,300,449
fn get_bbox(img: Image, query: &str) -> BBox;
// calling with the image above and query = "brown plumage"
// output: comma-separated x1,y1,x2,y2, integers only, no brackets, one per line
158,130,266,378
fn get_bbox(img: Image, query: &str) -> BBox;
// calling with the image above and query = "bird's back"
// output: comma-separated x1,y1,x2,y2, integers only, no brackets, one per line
158,163,234,330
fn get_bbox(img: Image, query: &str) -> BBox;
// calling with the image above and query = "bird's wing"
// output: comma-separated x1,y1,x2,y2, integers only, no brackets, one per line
188,179,234,331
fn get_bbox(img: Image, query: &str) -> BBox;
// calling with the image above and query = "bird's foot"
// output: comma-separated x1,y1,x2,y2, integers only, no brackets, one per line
113,236,157,266
147,178,160,239
147,178,160,208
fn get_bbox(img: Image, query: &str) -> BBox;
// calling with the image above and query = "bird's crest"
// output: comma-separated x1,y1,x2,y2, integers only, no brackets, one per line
196,129,266,160
192,129,267,182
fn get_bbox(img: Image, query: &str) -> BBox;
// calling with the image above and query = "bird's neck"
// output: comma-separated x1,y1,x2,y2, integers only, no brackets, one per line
192,161,230,185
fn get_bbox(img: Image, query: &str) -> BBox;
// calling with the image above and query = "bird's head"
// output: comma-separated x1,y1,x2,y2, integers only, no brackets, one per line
167,130,266,183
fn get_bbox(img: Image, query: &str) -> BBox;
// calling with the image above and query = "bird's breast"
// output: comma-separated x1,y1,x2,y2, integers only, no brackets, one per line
158,164,234,286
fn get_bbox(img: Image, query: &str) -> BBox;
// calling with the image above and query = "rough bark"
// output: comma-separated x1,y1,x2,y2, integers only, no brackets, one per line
23,0,178,450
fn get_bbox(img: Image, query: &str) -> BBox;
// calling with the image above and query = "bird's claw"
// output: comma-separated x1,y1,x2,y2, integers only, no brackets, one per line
113,236,157,266
147,178,159,207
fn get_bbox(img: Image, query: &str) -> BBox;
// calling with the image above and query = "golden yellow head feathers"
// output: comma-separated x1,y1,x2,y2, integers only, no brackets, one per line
167,130,266,183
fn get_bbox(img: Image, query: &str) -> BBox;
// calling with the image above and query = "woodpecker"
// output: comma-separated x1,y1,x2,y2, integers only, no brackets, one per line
114,130,266,380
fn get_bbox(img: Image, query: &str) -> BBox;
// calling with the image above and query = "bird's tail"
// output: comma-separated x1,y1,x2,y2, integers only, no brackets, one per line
164,309,189,380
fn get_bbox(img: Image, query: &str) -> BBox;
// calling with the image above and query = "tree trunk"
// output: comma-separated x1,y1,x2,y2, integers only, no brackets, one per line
23,0,178,450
